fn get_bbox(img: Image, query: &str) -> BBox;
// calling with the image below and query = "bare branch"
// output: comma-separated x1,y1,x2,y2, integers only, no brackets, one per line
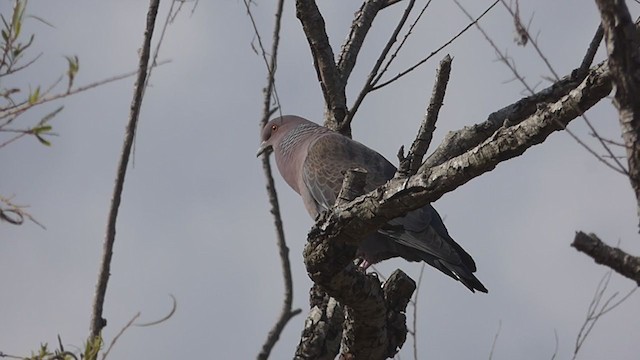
571,268,637,359
89,0,160,340
381,0,405,9
572,232,640,284
382,270,416,358
102,313,141,360
422,61,611,171
488,321,502,360
578,25,604,77
295,285,343,360
251,0,303,358
337,0,387,85
499,0,560,80
452,0,534,94
303,169,415,359
398,55,452,176
372,0,499,92
311,63,611,268
295,0,347,133
456,0,626,174
595,0,640,222
344,0,417,132
134,294,177,327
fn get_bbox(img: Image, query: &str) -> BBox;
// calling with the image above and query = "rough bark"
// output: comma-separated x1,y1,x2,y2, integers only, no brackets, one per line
295,0,348,133
572,231,640,285
422,61,610,171
295,285,344,360
309,62,611,255
301,169,416,359
595,0,640,223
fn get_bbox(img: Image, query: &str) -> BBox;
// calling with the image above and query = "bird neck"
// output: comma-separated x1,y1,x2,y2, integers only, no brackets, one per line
275,123,324,194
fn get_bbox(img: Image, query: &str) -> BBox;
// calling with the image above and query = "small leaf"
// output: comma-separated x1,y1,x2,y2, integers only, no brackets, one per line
33,124,52,134
35,133,51,146
1,29,7,42
28,86,40,104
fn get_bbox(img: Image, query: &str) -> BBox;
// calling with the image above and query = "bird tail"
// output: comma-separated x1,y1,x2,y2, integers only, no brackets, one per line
428,257,488,293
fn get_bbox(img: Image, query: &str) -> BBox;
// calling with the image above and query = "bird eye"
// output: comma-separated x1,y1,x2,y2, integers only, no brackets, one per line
271,124,278,132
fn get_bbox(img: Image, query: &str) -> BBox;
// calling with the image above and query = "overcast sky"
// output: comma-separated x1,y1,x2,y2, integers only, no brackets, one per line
1,1,639,359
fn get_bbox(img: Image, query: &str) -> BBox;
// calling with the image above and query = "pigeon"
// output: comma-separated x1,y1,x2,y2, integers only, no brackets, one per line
257,115,487,293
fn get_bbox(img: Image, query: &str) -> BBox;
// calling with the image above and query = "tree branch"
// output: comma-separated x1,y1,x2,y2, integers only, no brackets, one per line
295,0,347,133
595,0,640,222
302,169,415,359
398,55,452,176
421,61,611,171
89,0,159,340
343,0,417,134
572,231,640,285
337,0,387,86
295,285,344,360
309,62,612,278
252,0,303,358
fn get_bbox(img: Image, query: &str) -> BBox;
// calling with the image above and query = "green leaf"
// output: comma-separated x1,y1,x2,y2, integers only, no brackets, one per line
33,124,52,134
35,133,51,146
28,86,40,104
11,1,23,37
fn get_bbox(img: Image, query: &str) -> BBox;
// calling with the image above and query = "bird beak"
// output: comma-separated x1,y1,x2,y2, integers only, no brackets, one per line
256,142,273,157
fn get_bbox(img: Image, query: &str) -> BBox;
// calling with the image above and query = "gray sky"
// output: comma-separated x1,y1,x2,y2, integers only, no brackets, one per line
1,1,639,359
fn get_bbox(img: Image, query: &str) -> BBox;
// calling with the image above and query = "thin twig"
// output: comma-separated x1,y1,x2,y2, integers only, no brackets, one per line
455,0,626,175
499,1,627,174
372,0,499,91
0,60,169,121
89,0,160,339
134,294,177,327
373,0,432,87
101,313,141,360
550,329,559,360
253,0,303,358
571,269,638,359
343,0,417,132
488,320,502,360
451,0,533,93
411,264,425,360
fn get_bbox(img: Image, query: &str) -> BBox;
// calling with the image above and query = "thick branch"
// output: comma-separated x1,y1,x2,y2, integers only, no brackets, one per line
310,62,612,260
382,270,416,357
421,61,611,171
572,231,640,285
303,169,415,359
295,0,347,133
295,285,343,360
89,0,159,340
595,0,640,221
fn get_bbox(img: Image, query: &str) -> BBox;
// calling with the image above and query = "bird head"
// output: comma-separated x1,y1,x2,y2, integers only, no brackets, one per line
256,115,311,157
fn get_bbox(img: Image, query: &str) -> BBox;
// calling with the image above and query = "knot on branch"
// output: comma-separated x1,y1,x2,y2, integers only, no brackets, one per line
337,168,368,205
383,270,416,358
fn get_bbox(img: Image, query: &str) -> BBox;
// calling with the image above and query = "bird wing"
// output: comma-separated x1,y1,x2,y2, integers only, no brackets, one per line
301,133,393,213
301,131,486,292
